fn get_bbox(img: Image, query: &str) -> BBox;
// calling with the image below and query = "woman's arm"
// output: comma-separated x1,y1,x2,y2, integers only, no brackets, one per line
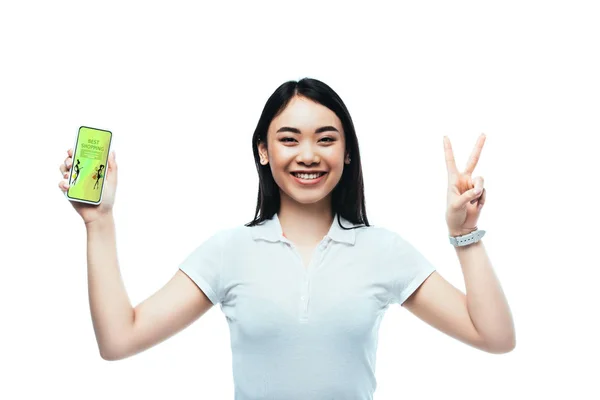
86,212,214,360
454,240,515,351
403,240,515,354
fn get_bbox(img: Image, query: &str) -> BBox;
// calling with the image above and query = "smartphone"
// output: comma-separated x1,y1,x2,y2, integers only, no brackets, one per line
65,126,113,205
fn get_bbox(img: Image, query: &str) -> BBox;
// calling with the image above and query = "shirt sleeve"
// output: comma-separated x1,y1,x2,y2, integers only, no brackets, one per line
386,230,437,306
178,230,225,305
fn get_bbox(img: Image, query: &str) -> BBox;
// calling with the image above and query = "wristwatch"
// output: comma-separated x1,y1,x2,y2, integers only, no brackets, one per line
449,229,486,247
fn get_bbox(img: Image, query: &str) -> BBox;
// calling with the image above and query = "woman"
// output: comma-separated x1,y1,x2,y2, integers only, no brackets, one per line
71,158,82,185
93,164,104,189
57,77,515,400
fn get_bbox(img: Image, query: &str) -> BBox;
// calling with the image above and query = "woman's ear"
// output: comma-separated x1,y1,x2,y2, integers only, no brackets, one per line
258,141,269,165
345,152,351,164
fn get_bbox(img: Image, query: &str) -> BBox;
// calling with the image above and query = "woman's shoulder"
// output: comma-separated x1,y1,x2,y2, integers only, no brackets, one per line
209,223,255,245
358,222,404,248
354,219,390,235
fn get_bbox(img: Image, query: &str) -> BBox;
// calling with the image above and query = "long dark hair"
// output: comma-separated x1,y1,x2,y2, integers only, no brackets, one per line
244,77,369,231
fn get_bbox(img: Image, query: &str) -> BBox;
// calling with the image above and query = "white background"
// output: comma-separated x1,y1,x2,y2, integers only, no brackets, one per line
1,1,599,399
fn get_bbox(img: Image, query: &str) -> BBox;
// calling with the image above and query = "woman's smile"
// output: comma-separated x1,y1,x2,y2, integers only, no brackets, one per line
290,171,328,185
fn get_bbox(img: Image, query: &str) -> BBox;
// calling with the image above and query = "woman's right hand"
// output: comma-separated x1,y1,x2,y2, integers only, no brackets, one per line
58,148,118,225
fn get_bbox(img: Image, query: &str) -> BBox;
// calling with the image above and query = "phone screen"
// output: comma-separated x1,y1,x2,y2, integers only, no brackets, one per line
67,126,112,204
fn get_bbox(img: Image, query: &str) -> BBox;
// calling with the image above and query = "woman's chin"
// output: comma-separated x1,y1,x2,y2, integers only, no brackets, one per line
285,190,332,205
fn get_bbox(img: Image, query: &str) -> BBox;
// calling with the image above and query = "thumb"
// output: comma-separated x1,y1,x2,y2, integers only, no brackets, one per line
107,150,118,179
457,187,481,209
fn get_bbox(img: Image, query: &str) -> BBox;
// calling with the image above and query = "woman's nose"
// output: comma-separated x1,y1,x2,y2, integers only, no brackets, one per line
296,145,320,164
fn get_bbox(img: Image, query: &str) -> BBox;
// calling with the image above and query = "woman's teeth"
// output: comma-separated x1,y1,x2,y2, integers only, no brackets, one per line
292,172,325,180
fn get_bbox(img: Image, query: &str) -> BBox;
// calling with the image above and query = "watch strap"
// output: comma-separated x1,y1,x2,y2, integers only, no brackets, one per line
449,229,486,247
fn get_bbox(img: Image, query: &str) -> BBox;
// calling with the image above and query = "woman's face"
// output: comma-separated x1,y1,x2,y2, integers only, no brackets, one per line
258,95,350,206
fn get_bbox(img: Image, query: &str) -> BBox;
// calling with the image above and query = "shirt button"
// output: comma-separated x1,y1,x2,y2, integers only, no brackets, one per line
301,296,305,301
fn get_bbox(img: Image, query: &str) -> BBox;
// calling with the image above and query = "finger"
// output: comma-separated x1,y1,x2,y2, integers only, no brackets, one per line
465,133,486,175
107,150,116,170
443,136,459,177
67,148,73,157
58,180,70,192
60,157,72,175
473,176,484,192
468,176,484,204
106,150,117,181
475,188,487,210
462,187,482,207
464,185,481,207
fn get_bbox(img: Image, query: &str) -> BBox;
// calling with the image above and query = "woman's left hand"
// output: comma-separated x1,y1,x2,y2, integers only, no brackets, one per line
444,133,487,237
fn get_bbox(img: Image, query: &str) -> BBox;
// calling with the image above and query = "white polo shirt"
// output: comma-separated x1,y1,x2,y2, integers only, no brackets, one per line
179,213,436,400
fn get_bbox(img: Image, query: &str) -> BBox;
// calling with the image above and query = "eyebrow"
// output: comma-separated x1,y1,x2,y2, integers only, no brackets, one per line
276,125,339,134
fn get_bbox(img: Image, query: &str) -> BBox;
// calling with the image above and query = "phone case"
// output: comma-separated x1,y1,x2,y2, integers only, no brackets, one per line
65,126,113,205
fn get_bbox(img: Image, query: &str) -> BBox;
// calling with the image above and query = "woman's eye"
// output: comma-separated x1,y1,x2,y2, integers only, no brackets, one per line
280,137,335,143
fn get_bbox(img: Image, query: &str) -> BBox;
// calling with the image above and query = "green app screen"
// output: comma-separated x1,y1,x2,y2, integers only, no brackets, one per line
67,127,112,203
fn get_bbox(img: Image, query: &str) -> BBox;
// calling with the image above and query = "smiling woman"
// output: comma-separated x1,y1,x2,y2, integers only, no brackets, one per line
262,107,348,199
252,90,359,220
59,76,513,400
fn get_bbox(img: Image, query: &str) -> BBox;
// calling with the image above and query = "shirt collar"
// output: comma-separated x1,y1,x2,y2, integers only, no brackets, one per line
250,212,359,245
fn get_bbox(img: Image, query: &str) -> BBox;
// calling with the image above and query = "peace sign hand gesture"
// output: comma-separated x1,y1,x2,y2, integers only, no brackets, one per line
444,133,487,237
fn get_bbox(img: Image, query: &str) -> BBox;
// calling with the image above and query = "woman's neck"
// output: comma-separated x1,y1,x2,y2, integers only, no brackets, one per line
277,196,333,246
